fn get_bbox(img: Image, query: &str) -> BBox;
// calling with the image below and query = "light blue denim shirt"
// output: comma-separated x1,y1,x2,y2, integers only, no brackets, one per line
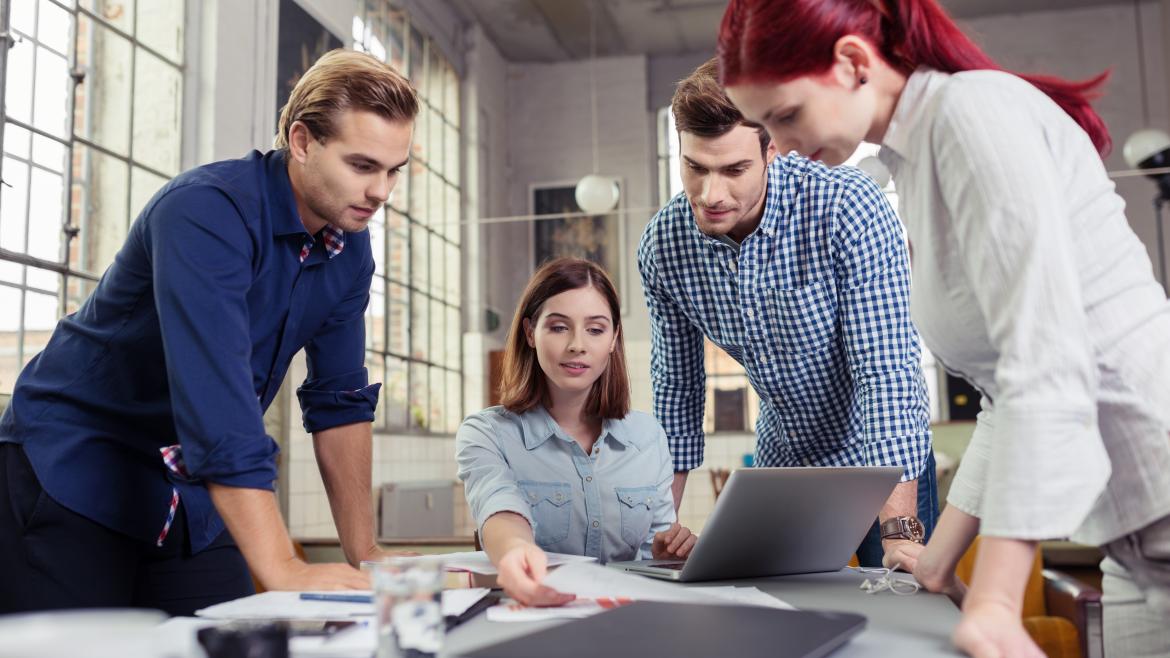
456,405,675,563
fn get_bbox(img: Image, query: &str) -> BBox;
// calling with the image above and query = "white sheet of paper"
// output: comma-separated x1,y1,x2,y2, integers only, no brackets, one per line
195,588,489,621
483,563,796,622
395,550,596,575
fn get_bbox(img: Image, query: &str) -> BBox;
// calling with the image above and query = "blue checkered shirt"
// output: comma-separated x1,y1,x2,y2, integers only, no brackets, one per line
638,154,931,481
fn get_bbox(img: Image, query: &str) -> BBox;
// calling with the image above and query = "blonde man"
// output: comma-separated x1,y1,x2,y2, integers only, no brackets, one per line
0,50,416,614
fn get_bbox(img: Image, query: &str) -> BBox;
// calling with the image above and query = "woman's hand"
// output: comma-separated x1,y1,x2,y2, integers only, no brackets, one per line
496,543,576,607
953,601,1044,658
901,541,968,606
651,523,698,560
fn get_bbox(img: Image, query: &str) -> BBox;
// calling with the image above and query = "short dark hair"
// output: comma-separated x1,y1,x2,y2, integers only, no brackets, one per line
671,57,770,157
498,258,630,420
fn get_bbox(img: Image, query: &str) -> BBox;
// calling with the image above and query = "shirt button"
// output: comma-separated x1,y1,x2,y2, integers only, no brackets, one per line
802,458,811,466
745,308,754,319
555,492,563,501
759,354,768,364
586,476,593,483
592,520,600,528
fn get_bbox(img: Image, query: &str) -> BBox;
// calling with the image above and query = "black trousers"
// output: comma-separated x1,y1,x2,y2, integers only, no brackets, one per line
0,442,254,616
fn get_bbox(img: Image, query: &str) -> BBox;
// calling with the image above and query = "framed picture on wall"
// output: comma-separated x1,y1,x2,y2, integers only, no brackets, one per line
276,0,343,125
529,180,627,311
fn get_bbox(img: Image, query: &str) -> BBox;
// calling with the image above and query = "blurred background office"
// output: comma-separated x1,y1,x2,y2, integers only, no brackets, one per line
0,0,1167,555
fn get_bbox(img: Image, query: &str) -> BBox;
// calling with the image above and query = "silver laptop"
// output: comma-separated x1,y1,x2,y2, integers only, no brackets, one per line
608,466,902,582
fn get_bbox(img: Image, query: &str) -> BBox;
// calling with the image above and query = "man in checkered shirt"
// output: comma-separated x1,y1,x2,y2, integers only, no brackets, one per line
639,59,936,567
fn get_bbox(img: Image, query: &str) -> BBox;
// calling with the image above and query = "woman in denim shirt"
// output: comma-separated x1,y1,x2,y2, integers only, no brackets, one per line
457,258,696,606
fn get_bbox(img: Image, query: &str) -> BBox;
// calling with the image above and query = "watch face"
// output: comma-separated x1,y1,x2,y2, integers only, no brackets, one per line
905,516,925,540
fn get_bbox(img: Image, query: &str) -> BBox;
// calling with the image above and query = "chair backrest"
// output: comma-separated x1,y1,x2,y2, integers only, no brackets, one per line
956,536,1046,618
709,468,731,500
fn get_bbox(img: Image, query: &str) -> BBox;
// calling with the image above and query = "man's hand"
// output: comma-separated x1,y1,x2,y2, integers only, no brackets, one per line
953,601,1044,658
651,523,697,560
496,543,576,607
263,557,371,591
882,539,924,571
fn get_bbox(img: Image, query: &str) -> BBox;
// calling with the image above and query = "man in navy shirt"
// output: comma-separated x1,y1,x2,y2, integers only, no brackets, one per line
0,50,416,614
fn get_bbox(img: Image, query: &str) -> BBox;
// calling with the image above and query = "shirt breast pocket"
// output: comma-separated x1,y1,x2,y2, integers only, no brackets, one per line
517,480,573,545
768,279,836,354
615,485,657,549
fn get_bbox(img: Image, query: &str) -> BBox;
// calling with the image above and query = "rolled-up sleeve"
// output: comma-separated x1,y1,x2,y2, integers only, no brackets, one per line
297,254,381,433
933,82,1111,539
149,186,278,489
946,399,994,519
455,413,534,530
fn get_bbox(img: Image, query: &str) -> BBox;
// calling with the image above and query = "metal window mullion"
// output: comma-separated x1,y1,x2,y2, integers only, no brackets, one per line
57,0,80,317
124,10,137,245
75,5,182,70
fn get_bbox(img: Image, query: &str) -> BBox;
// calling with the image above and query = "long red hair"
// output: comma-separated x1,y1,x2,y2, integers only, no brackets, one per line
717,0,1111,155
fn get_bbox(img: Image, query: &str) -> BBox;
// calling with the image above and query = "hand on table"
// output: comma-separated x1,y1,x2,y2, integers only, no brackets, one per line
264,558,371,591
953,601,1044,658
496,543,576,607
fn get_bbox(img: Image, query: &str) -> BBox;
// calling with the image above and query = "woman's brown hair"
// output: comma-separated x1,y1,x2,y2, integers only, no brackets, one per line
498,258,630,419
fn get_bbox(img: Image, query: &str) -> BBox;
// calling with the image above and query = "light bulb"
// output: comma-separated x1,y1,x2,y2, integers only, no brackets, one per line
575,174,620,214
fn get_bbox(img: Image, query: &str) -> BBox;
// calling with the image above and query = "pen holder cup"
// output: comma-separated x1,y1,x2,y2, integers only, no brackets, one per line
373,557,446,658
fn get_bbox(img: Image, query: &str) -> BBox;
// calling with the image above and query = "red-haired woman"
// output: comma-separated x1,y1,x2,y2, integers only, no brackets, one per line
456,258,696,606
717,1,1170,656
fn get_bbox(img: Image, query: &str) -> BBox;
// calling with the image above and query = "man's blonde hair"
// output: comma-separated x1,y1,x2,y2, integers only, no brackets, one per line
275,49,419,150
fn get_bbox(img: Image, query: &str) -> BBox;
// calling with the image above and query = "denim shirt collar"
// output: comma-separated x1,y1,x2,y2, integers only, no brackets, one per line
520,405,634,451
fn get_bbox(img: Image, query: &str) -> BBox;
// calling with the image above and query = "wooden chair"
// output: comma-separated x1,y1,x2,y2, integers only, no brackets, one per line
956,537,1102,658
709,468,731,501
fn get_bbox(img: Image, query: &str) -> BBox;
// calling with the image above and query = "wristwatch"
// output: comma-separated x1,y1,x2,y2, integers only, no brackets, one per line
880,516,925,544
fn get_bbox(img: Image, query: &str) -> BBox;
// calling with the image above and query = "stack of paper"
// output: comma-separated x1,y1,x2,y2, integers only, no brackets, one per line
485,563,794,622
195,588,490,620
394,550,596,574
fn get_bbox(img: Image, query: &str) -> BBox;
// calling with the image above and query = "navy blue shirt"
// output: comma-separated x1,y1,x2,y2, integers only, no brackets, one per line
0,150,380,552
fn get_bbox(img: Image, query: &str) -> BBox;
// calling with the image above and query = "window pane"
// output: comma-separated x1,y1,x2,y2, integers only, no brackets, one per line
408,159,427,220
445,242,459,303
408,28,424,93
132,49,183,176
0,286,22,394
136,0,185,64
426,46,443,111
366,351,385,428
410,226,428,292
428,165,443,235
27,167,63,262
429,231,443,298
444,183,460,246
0,262,22,286
427,107,442,177
409,361,427,430
4,34,34,125
445,306,460,370
410,290,428,362
32,46,69,139
11,0,36,37
411,110,429,182
22,289,58,366
444,61,459,129
367,276,385,352
386,223,408,283
385,355,408,429
81,0,135,35
369,207,385,275
443,123,459,187
428,365,444,433
38,0,72,54
4,123,32,159
130,167,168,225
70,145,129,276
429,297,443,367
1,158,30,253
76,16,133,156
31,134,67,173
388,282,408,355
26,265,59,293
445,370,462,433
